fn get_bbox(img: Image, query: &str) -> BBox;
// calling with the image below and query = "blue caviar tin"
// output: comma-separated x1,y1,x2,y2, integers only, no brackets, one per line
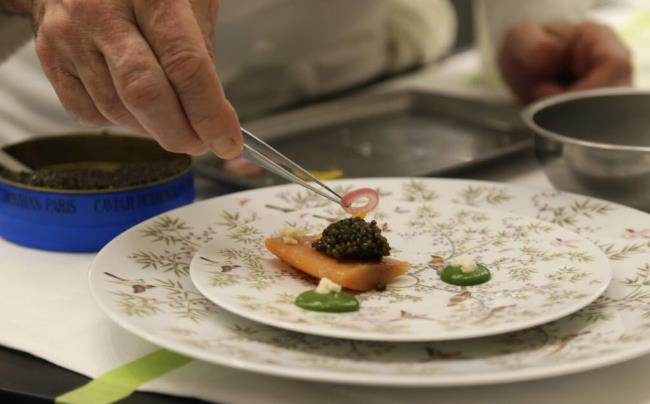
0,134,194,252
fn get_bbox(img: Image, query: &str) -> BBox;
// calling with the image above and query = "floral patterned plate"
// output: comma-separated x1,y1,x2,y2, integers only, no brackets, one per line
89,178,650,386
189,202,611,341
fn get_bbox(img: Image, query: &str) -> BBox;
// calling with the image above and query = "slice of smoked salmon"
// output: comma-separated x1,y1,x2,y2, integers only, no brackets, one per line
265,236,409,291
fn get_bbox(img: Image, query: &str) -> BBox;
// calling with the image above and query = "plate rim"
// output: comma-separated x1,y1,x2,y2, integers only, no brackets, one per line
88,177,650,386
89,261,650,387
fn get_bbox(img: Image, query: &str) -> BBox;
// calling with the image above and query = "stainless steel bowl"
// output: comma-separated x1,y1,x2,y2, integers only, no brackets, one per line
523,88,650,211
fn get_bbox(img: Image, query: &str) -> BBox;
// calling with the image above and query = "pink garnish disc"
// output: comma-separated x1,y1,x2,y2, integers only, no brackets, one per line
341,187,379,216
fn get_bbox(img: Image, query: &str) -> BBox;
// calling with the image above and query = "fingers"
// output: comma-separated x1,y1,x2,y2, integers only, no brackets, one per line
33,0,242,158
34,0,243,158
74,51,147,135
570,60,632,92
502,21,567,75
95,18,208,155
35,35,110,128
499,20,632,104
532,82,566,100
499,21,569,103
224,156,263,177
569,22,633,91
34,1,205,153
133,0,242,159
52,70,112,128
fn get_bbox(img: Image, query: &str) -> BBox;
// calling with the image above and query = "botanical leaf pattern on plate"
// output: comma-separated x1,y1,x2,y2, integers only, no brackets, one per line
89,178,650,386
190,201,610,341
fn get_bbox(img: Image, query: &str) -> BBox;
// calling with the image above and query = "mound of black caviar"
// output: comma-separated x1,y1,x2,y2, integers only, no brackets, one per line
0,158,188,190
312,217,390,261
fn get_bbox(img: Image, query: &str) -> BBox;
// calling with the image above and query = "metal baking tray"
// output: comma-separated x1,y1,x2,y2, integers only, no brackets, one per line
194,90,532,188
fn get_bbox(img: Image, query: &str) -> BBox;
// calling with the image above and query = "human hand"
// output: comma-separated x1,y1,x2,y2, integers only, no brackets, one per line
224,156,264,177
32,0,242,158
499,21,632,104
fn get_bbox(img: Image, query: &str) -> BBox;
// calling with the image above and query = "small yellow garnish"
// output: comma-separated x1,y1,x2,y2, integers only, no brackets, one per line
310,169,344,180
452,259,478,274
282,237,298,245
354,212,367,220
315,278,342,294
293,169,344,181
280,225,304,245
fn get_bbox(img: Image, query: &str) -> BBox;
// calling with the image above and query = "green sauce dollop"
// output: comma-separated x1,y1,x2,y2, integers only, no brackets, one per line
440,263,491,286
295,290,360,313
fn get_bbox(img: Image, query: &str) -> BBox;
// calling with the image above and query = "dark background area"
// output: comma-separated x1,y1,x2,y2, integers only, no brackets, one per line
453,0,474,50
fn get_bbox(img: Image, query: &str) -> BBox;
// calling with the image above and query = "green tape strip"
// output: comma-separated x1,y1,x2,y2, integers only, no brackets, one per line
55,350,192,404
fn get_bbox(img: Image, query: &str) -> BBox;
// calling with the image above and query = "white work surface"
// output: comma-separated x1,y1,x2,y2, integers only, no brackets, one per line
3,3,650,403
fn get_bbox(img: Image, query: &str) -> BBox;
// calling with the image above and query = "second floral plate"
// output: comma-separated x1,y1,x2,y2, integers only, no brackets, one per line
190,201,611,341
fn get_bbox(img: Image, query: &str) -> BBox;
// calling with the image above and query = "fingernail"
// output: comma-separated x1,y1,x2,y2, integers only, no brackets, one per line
212,136,236,158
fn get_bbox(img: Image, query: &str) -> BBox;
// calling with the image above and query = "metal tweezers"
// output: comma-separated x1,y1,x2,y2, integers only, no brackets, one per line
240,127,345,206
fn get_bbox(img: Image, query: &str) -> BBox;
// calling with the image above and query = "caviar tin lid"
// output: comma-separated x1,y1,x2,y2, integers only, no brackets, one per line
0,133,194,252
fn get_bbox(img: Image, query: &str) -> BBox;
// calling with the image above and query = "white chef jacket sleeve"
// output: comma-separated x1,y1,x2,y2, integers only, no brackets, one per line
386,0,457,73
